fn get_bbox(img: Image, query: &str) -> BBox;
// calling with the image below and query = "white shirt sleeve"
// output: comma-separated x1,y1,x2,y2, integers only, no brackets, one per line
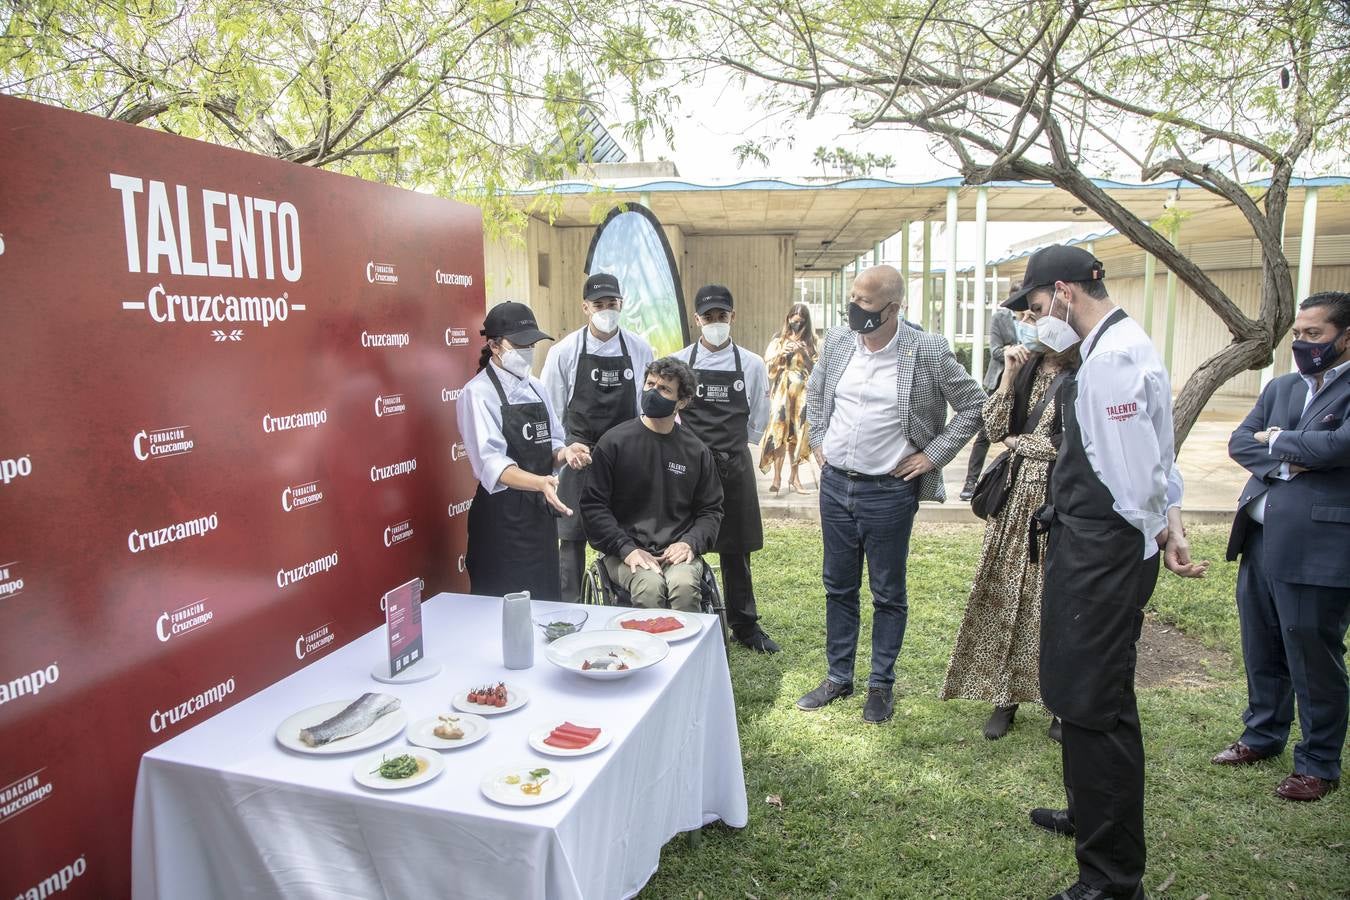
540,333,575,424
745,350,770,444
456,369,515,494
1076,350,1170,559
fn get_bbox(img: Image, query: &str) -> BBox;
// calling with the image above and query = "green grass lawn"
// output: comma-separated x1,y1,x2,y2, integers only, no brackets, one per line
640,522,1349,899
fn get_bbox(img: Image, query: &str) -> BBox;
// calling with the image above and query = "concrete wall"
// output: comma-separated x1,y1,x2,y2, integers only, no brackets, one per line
483,219,796,371
1109,263,1350,398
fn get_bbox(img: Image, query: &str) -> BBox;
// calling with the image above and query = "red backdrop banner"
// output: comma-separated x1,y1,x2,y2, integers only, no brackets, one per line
0,95,481,898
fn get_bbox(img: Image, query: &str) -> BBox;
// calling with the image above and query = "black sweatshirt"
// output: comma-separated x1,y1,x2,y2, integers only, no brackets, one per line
581,418,724,560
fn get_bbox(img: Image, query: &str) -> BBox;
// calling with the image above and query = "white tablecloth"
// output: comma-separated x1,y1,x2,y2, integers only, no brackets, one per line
131,593,747,900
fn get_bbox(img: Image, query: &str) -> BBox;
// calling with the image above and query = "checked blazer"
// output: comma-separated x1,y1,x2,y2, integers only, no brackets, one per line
806,323,985,502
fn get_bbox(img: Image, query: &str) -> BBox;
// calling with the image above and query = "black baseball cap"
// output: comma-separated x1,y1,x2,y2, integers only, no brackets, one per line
583,272,623,301
481,301,552,344
1002,245,1105,310
695,284,734,314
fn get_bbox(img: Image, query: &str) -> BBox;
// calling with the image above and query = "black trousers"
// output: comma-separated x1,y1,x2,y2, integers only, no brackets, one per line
558,539,586,603
719,552,759,636
964,426,991,487
1237,523,1350,781
1062,681,1147,898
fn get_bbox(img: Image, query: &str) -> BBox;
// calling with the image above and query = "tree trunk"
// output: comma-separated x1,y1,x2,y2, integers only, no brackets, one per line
1171,338,1270,446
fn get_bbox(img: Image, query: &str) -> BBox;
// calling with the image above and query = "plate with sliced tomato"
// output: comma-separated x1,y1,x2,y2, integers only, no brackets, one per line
609,609,702,643
528,719,611,757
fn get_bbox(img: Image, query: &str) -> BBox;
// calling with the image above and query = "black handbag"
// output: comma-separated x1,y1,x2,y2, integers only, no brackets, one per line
970,369,1068,520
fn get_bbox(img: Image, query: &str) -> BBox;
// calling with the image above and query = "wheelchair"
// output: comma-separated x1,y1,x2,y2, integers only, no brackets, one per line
581,553,729,646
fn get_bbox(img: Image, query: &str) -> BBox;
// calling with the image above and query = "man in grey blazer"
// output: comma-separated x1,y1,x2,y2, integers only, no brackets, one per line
1212,290,1350,802
796,264,985,723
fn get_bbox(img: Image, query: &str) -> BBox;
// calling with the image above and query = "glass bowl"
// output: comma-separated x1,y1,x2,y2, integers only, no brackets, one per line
533,608,588,643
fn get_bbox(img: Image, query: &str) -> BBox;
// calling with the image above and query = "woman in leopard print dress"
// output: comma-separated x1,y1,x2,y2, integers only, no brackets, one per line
940,331,1080,740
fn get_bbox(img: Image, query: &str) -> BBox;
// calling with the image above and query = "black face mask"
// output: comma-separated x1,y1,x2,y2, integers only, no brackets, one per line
641,387,679,418
789,320,805,333
1292,327,1347,376
848,301,892,334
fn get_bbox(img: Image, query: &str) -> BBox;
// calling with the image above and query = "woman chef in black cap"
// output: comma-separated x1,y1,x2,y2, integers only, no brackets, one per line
456,301,591,598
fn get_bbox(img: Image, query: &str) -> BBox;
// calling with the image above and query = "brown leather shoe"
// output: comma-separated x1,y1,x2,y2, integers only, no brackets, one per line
1275,773,1339,802
1211,740,1272,766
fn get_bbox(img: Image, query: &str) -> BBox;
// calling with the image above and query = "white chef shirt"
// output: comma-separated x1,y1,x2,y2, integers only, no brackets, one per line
673,339,771,444
540,326,656,425
1076,307,1184,560
1245,356,1350,523
822,328,917,475
456,361,565,493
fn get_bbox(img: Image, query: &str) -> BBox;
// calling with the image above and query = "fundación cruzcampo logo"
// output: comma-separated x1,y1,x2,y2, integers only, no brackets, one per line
133,425,194,460
281,479,324,512
445,326,470,347
374,393,407,418
383,519,414,547
296,622,336,659
156,598,214,642
110,174,307,342
366,261,398,285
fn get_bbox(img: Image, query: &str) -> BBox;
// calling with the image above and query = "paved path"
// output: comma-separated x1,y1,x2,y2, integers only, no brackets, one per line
751,397,1251,524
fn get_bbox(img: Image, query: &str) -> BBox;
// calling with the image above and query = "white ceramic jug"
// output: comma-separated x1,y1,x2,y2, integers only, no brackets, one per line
502,591,534,669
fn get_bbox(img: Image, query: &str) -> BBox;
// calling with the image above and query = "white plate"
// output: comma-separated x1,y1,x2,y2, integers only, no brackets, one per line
276,699,407,755
527,720,612,757
544,629,669,680
480,763,574,807
451,685,528,715
407,713,490,751
609,609,702,643
353,746,444,790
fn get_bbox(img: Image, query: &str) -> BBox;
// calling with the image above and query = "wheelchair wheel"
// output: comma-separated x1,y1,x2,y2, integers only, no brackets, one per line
580,560,610,606
698,561,730,648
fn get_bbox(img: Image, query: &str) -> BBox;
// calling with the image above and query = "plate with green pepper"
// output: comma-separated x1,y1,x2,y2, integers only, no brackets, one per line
353,746,444,790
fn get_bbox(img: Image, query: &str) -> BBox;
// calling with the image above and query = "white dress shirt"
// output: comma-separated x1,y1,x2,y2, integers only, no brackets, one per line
456,361,565,493
822,328,917,475
1246,356,1350,524
1076,308,1184,559
539,326,655,422
673,339,771,444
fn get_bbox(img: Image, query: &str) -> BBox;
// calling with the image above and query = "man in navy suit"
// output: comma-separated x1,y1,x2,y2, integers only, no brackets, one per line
1215,290,1350,802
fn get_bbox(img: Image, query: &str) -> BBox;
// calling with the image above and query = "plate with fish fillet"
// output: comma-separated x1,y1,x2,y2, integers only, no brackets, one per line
527,719,611,757
276,692,407,755
608,609,702,642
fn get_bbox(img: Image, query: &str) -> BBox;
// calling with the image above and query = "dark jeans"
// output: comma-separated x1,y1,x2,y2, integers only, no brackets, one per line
820,465,919,689
1238,523,1350,781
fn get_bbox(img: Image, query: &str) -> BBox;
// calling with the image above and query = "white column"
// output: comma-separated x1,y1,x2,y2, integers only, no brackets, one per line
944,187,958,347
972,187,988,385
1289,187,1319,374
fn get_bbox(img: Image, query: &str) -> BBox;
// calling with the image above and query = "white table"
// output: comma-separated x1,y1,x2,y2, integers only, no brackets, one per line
131,593,747,900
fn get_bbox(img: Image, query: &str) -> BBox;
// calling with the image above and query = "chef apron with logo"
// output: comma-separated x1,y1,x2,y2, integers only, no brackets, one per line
466,364,562,599
556,330,637,541
1039,309,1160,730
682,342,763,553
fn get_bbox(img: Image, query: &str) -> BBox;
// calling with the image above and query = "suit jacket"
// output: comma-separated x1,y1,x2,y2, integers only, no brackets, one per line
1227,369,1350,587
983,308,1019,392
806,323,985,502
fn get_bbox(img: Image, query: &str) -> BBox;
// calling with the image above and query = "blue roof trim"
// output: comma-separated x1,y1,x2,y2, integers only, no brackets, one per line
515,174,1349,196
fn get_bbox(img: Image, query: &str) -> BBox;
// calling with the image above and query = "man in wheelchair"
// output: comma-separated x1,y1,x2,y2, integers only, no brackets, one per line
580,357,724,611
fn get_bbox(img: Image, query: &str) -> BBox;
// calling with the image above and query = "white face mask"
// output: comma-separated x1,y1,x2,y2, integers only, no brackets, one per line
590,308,620,334
499,346,533,378
1036,290,1079,353
701,322,731,346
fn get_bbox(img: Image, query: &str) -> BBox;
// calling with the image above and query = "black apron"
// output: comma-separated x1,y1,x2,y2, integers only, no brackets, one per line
1039,310,1160,730
681,342,763,553
466,365,562,599
556,331,637,541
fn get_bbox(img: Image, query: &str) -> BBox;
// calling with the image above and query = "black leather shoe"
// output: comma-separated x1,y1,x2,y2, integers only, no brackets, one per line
1029,807,1075,837
1047,882,1108,900
984,704,1017,740
733,628,781,654
1047,717,1063,744
862,686,894,724
959,484,977,502
795,678,853,710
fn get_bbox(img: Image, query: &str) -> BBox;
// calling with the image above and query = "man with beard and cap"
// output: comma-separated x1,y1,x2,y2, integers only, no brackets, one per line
1007,244,1208,900
674,284,779,653
541,272,655,602
1213,290,1350,803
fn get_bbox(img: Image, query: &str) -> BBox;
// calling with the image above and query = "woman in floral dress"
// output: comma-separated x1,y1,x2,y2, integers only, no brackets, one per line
941,323,1080,740
759,303,818,494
